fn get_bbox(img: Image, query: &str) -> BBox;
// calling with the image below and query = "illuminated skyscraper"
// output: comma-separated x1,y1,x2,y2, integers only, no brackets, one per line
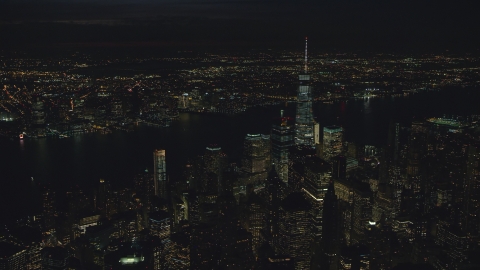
204,145,228,195
204,145,224,175
95,178,112,217
242,134,271,174
154,149,167,199
134,169,154,211
265,167,286,247
271,112,295,184
301,157,331,238
239,135,270,191
0,243,27,270
311,181,340,269
245,192,266,254
42,185,56,231
322,126,343,161
32,98,45,125
279,192,312,269
295,37,315,147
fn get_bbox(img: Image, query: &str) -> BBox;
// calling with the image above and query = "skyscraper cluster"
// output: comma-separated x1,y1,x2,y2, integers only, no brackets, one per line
4,41,480,270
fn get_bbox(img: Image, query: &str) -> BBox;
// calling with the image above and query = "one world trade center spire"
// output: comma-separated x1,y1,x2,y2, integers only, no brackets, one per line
295,37,315,146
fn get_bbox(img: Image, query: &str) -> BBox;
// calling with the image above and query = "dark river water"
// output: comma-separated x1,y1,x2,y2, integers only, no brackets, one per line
1,87,480,222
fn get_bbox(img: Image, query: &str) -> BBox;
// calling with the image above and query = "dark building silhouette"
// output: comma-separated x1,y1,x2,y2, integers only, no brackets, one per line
279,192,312,269
333,155,347,180
41,246,70,270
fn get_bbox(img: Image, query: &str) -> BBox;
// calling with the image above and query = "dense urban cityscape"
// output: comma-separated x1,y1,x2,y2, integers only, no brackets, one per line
0,48,478,138
1,41,480,270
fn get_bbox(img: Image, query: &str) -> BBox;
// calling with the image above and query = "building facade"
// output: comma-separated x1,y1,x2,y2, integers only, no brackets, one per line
323,126,343,161
295,38,315,147
153,149,167,199
271,116,295,184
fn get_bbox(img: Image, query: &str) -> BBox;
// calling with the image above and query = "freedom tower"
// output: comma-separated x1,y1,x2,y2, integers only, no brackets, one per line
295,37,315,146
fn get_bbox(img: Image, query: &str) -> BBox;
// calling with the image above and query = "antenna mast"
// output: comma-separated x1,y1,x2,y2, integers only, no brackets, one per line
304,37,308,73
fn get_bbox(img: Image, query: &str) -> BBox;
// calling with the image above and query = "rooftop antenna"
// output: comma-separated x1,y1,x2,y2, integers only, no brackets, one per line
304,36,308,73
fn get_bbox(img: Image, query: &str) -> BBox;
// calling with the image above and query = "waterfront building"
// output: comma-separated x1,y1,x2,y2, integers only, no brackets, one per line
32,99,45,125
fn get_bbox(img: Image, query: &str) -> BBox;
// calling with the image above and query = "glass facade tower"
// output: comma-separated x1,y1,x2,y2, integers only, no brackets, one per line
295,38,315,146
271,116,294,183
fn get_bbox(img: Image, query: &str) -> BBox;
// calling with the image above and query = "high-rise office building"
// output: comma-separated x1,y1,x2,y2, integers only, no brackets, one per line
333,155,347,180
153,149,167,199
271,113,295,184
279,192,312,269
149,210,171,240
32,98,45,125
42,185,56,231
245,192,266,254
406,131,425,178
295,38,315,147
265,167,286,247
0,242,26,270
464,144,480,237
239,135,270,192
242,134,271,174
134,169,154,211
288,146,317,192
313,181,340,270
95,178,110,217
302,157,331,238
352,183,373,245
323,126,343,161
203,145,228,195
204,145,225,176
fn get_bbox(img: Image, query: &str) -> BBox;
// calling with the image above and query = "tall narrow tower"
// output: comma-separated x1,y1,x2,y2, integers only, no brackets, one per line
295,37,315,146
153,149,167,199
271,112,294,184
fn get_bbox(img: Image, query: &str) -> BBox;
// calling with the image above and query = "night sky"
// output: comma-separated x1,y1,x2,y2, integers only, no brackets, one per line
0,0,478,52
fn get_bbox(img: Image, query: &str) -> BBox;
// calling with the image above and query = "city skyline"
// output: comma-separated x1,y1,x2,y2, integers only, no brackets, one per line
1,25,480,268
